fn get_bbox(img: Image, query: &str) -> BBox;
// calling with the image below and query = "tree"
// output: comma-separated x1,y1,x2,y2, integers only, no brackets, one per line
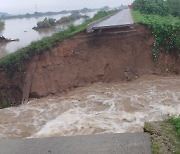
167,0,180,17
132,0,173,16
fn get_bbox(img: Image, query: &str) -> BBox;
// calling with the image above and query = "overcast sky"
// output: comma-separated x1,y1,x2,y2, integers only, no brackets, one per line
0,0,134,15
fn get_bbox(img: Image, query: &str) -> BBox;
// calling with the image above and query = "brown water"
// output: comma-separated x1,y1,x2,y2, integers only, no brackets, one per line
0,12,96,57
0,75,179,139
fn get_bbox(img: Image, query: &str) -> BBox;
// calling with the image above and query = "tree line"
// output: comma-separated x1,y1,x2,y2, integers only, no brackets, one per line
133,0,180,17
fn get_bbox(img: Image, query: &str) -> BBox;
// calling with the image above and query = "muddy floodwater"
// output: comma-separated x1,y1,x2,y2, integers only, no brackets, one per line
0,12,96,57
0,75,179,139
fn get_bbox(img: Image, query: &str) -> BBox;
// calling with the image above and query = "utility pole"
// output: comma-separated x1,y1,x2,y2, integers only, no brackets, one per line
35,4,37,13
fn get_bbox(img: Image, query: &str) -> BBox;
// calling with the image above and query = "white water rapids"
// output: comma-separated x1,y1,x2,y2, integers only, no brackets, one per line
0,75,179,139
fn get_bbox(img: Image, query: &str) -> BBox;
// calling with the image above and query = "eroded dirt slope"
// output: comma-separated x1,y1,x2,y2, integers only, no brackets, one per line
0,25,179,107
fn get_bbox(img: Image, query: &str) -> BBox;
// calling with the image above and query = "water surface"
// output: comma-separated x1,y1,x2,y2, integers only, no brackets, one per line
0,75,179,139
0,12,97,57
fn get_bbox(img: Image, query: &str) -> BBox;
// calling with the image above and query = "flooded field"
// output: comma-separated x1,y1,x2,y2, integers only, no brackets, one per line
0,75,179,139
0,12,96,57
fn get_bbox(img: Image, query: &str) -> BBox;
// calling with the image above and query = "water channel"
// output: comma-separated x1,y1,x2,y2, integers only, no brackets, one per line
0,75,179,139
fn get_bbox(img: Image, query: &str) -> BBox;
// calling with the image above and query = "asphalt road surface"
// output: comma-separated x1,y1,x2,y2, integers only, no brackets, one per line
94,9,134,29
0,133,152,154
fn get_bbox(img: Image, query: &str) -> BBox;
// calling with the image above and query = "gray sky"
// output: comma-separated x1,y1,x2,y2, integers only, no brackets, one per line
0,0,134,15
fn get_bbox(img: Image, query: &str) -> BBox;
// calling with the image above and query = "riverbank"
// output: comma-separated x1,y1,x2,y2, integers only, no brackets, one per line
144,117,180,153
0,23,180,108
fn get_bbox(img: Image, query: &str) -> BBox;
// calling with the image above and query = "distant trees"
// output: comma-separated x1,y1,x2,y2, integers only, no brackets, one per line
79,8,91,13
57,11,87,24
133,0,180,17
167,0,180,17
100,6,110,11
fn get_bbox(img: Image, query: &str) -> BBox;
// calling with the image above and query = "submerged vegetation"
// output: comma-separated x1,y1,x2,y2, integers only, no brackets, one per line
132,0,180,61
33,18,56,30
0,20,4,31
33,11,88,30
0,10,117,74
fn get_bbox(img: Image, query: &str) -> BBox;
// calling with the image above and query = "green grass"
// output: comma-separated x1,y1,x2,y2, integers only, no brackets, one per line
131,10,180,61
0,10,117,75
0,20,4,31
172,117,180,136
144,117,180,154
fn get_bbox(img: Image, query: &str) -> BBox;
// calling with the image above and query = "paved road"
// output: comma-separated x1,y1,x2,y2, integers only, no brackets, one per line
0,133,152,154
94,9,134,29
87,9,134,32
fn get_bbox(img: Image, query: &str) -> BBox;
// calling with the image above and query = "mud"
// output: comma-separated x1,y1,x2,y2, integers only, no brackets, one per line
0,24,179,106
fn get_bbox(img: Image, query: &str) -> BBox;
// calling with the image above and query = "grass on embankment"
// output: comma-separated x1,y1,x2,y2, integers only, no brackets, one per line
144,117,180,154
131,10,180,61
0,10,117,76
0,20,4,31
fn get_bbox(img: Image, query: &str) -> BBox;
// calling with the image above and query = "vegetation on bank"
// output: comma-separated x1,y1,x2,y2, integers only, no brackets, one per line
0,20,4,30
0,99,11,109
132,0,180,61
0,10,117,75
144,117,180,154
131,10,180,60
173,117,180,136
133,0,180,17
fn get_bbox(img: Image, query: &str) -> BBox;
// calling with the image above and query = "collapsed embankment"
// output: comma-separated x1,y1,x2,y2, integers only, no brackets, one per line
0,25,179,107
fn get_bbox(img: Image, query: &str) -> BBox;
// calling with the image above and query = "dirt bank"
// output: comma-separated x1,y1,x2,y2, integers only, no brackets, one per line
0,24,179,107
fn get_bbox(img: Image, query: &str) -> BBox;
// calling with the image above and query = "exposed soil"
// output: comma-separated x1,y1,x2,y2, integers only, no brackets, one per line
0,24,179,107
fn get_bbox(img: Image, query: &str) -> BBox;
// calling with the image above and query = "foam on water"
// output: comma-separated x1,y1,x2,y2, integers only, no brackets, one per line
0,75,179,139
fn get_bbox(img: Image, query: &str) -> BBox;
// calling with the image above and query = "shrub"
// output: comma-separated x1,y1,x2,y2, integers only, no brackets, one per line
133,0,180,17
1,99,11,109
131,10,180,61
173,117,180,136
34,18,56,29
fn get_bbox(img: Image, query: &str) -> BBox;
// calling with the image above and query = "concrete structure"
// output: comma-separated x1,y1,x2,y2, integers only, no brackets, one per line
0,133,152,154
87,9,134,33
